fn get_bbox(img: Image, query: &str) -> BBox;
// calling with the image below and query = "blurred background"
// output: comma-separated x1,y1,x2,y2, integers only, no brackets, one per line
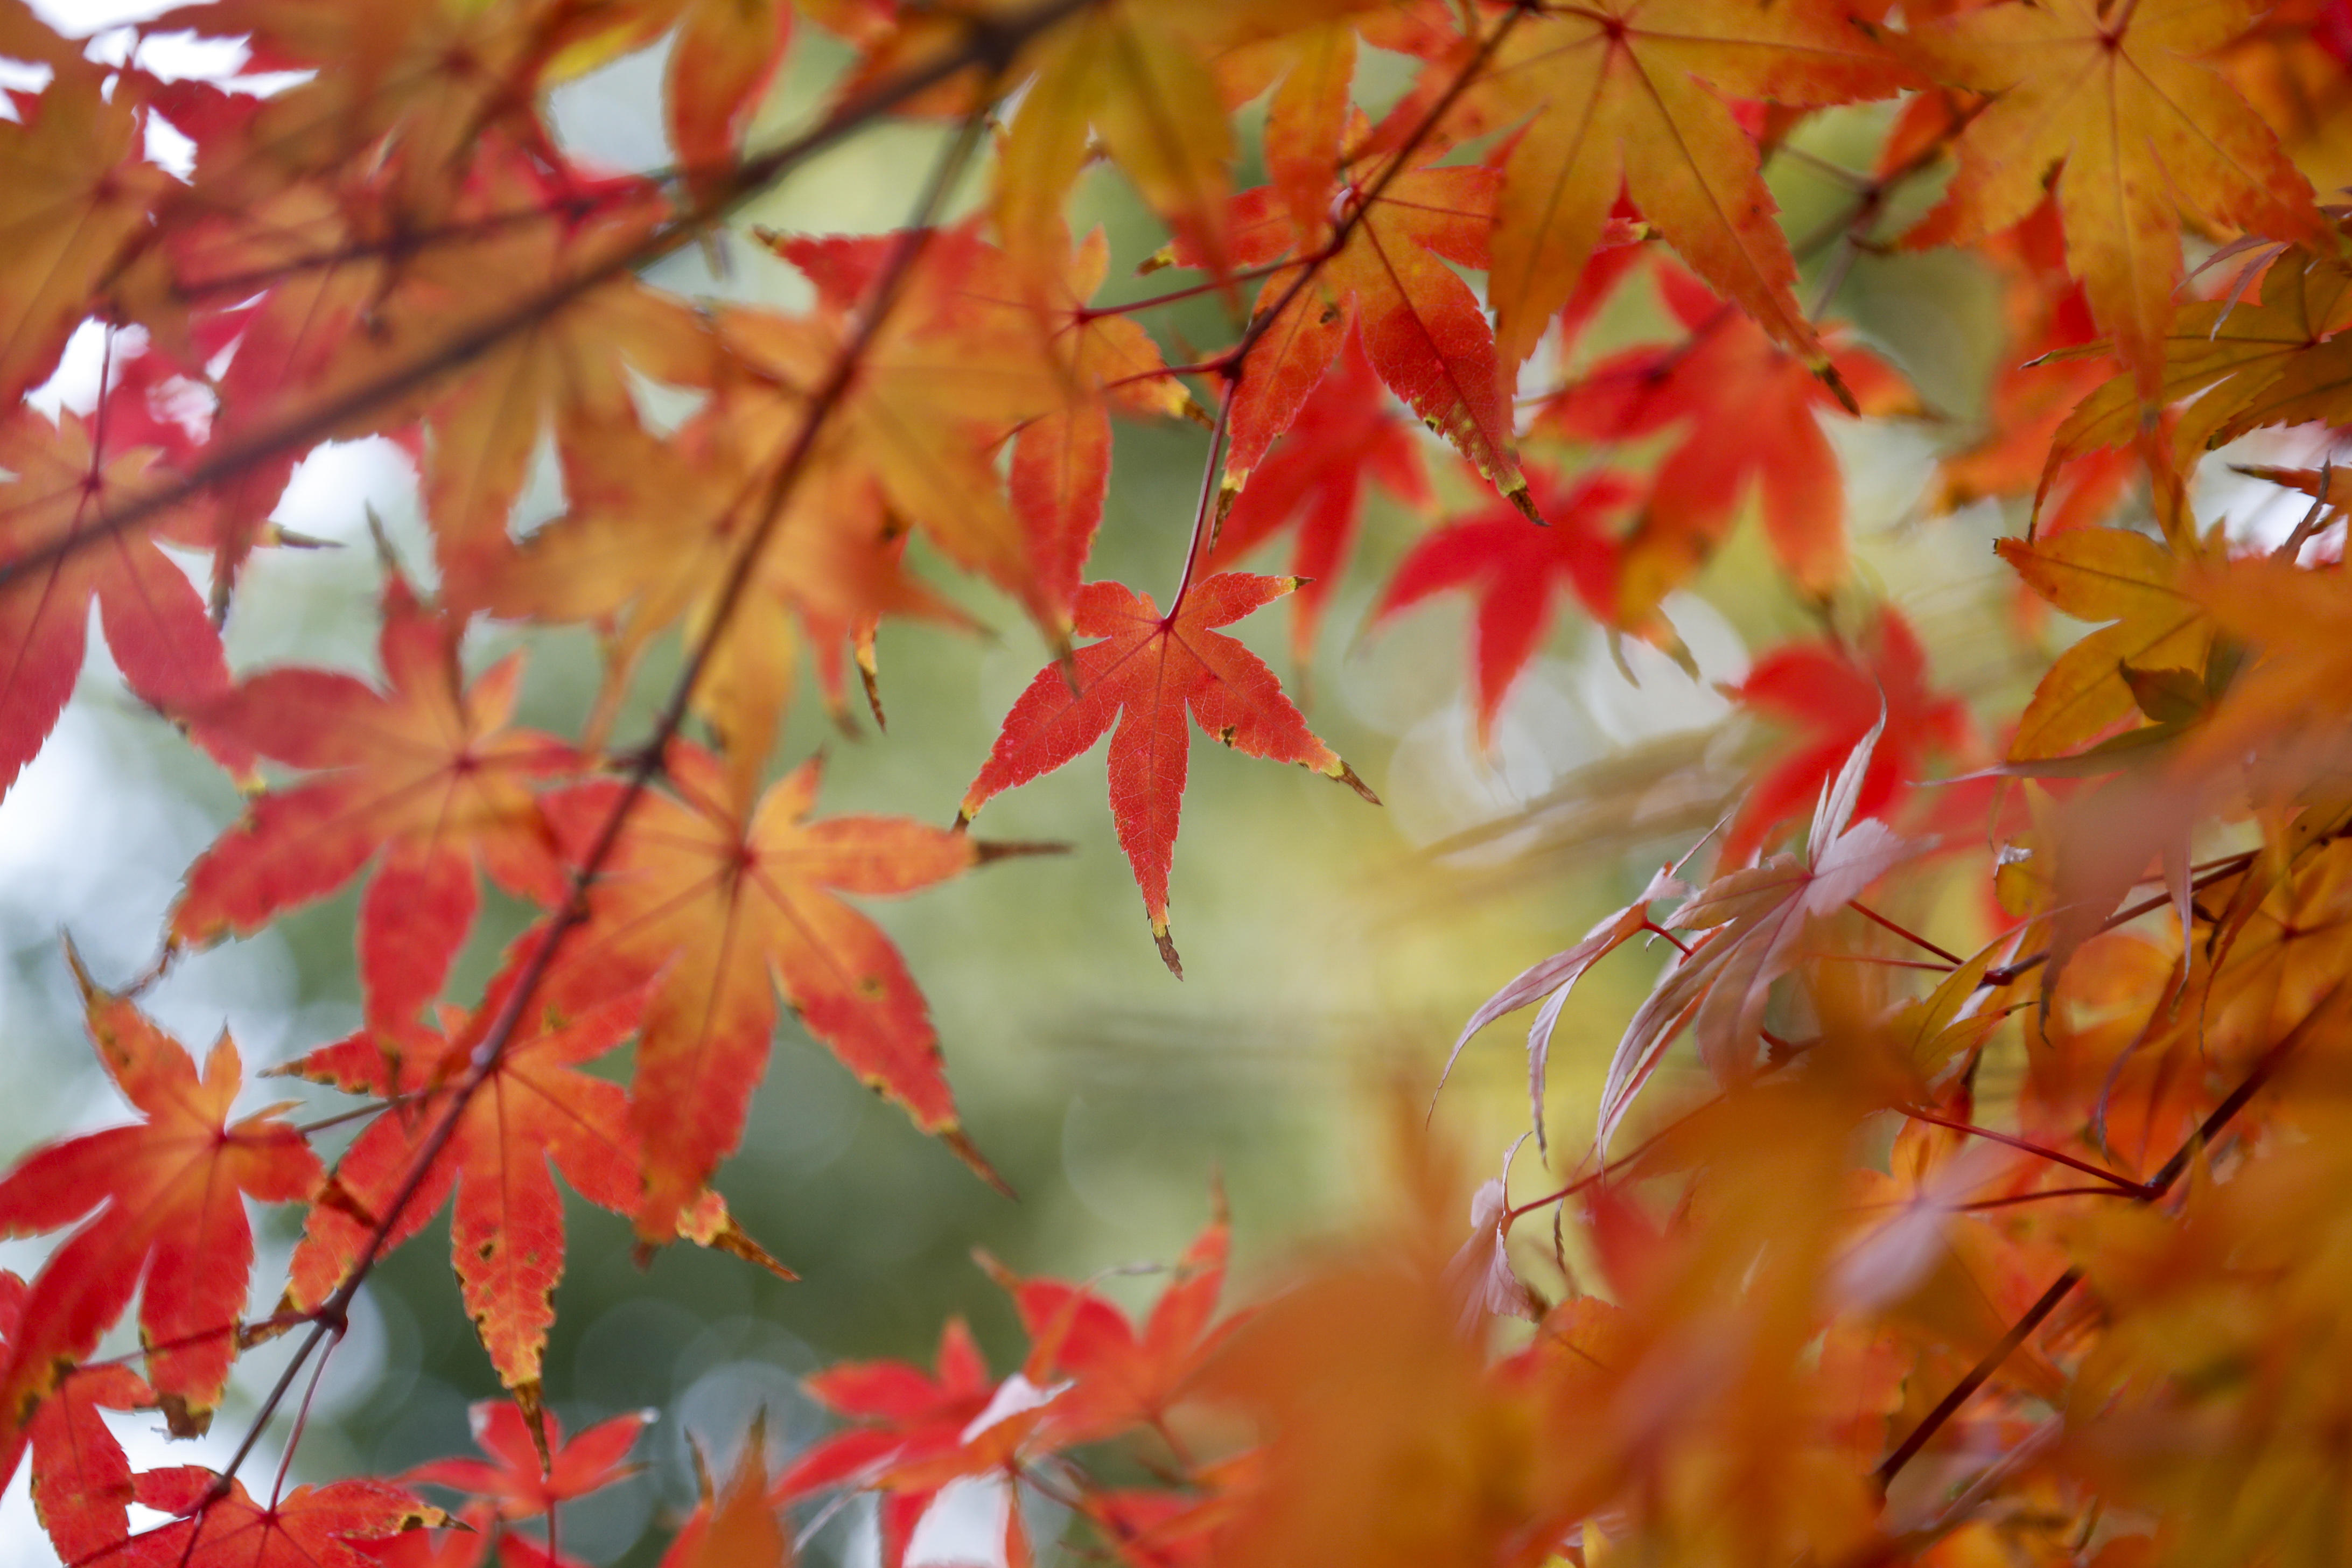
0,3,2334,1564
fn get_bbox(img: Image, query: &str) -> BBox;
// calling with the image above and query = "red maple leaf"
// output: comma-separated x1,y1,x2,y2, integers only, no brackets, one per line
0,1270,153,1565
1193,142,1525,513
1207,329,1429,673
123,1468,443,1568
991,1204,1235,1450
1539,266,1915,614
174,569,575,1034
0,407,239,802
1374,468,1640,745
274,963,783,1401
543,745,995,1240
958,574,1377,975
1724,605,1978,863
0,955,320,1463
773,1319,998,1568
408,1399,648,1520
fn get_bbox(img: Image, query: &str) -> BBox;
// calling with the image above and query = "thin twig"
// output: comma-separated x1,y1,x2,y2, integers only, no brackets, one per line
1895,1103,2147,1194
1873,983,2339,1487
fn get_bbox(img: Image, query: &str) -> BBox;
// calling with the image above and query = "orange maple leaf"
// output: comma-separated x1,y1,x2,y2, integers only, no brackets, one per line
0,956,319,1461
485,408,963,806
659,1431,791,1568
544,745,996,1240
1905,0,2327,400
1997,526,2214,762
1427,0,1910,388
765,222,1192,619
174,570,575,1034
0,55,165,409
958,573,1376,975
719,235,1070,633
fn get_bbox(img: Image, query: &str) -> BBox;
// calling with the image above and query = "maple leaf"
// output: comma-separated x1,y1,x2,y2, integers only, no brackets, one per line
1597,717,1919,1149
1205,328,1429,671
1904,0,2327,400
1003,227,1199,618
1202,148,1527,510
720,234,1071,631
0,1270,152,1565
1373,467,1637,746
660,1430,791,1568
1078,1484,1238,1568
1191,1235,1535,1568
0,956,319,1462
174,569,575,1035
1724,605,1976,863
988,1202,1236,1449
123,1468,444,1568
1427,0,1910,389
1925,211,2137,540
2180,553,2352,775
958,573,1377,975
0,57,166,410
275,965,785,1403
485,406,963,803
765,222,1192,620
398,154,718,598
142,0,629,217
772,1318,997,1568
543,745,996,1241
1997,526,2215,761
0,407,239,801
1539,268,1916,612
667,0,794,208
2048,246,2352,471
1443,863,1689,1156
409,1399,648,1520
992,0,1346,290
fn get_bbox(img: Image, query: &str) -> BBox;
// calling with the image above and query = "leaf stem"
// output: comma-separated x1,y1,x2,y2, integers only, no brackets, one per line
1846,900,1963,965
1165,383,1233,617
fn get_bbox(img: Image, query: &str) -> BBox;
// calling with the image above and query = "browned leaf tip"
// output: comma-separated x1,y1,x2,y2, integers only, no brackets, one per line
942,1129,1018,1200
1153,921,1186,980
